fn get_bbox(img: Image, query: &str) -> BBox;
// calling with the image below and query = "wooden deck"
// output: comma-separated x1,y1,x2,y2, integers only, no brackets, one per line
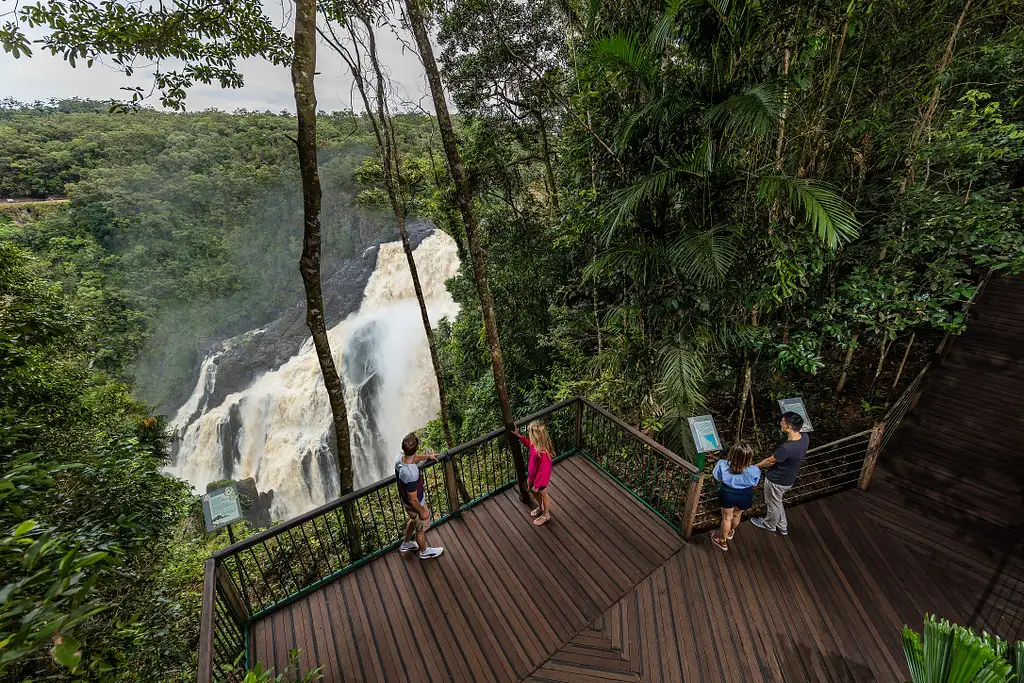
246,275,1023,683
248,455,684,683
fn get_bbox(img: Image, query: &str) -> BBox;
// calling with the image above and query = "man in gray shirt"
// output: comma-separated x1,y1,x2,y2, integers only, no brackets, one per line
751,412,808,536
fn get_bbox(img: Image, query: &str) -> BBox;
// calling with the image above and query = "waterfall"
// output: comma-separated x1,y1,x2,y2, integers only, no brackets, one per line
168,231,461,520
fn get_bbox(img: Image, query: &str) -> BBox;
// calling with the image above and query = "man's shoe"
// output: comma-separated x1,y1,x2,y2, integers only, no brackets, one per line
419,546,444,560
399,541,419,553
751,517,775,532
779,528,789,536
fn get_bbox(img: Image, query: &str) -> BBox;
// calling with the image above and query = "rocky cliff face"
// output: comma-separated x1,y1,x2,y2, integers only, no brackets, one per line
170,220,435,435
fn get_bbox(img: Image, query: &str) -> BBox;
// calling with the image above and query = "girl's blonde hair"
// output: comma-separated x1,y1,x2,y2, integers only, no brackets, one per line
527,421,555,459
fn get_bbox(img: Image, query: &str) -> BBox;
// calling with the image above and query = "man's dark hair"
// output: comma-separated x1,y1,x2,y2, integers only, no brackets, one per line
401,433,420,455
782,411,804,432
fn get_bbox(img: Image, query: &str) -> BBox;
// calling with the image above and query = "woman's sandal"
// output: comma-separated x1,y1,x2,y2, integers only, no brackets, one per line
533,514,551,526
711,531,728,551
530,507,542,517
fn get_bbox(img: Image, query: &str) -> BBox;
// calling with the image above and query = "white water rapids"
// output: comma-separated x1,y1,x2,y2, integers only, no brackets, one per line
167,232,461,520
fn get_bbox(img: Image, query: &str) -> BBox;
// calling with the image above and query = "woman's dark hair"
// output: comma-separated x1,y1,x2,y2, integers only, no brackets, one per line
727,441,755,474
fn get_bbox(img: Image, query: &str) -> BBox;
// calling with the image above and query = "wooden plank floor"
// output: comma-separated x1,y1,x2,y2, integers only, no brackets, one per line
525,273,1024,683
249,275,1023,683
248,455,684,683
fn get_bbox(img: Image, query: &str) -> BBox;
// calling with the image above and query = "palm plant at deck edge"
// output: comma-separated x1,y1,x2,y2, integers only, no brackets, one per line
902,614,1023,682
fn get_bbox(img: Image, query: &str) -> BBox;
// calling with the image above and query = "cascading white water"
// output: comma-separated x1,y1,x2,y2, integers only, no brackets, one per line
168,232,461,520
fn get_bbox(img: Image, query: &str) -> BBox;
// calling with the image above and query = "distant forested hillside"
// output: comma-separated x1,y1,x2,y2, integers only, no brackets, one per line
1,100,437,410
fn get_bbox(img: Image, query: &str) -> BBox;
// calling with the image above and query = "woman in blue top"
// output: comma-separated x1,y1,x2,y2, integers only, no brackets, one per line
711,441,760,551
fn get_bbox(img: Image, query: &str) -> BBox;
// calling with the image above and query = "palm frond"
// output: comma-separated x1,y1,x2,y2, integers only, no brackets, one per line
614,96,672,152
703,83,783,140
646,0,686,54
758,175,860,247
681,136,713,176
668,227,736,286
602,169,680,244
658,334,710,417
902,626,926,683
593,33,656,86
584,240,667,286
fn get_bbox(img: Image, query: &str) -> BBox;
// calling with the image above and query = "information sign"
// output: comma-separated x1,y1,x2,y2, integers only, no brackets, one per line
202,484,243,532
688,415,723,453
777,397,814,432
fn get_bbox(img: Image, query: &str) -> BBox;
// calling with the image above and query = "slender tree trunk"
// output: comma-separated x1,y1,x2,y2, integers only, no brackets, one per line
872,336,893,387
322,14,470,503
534,109,559,213
898,0,973,195
734,358,752,439
733,308,758,438
405,0,530,504
835,332,858,398
361,19,469,502
891,332,916,391
292,0,360,558
292,0,351,495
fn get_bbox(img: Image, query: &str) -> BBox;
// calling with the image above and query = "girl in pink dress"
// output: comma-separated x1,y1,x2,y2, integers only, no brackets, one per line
515,421,555,526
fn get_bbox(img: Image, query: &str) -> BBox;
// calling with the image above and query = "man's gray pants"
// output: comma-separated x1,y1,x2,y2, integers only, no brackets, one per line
764,479,793,533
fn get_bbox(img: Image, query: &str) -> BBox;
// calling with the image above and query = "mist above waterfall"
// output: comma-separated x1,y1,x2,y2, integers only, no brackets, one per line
168,231,461,520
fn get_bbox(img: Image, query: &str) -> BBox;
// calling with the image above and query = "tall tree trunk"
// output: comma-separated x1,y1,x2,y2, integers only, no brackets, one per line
292,0,360,558
891,332,916,391
292,0,351,495
835,332,859,398
534,109,559,213
733,308,759,439
350,16,468,502
898,0,973,195
404,0,530,504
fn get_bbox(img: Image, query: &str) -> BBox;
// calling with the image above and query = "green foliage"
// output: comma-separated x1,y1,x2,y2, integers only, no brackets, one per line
0,241,207,681
901,615,1017,683
0,2,290,110
429,0,1024,454
241,650,322,683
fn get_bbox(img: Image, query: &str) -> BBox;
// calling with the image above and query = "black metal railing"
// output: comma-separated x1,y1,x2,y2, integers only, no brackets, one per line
692,429,874,531
577,399,701,532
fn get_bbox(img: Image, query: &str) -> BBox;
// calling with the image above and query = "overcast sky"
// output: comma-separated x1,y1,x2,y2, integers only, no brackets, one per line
0,20,432,113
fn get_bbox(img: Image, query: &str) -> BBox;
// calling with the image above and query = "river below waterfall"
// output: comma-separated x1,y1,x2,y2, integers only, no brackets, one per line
166,230,460,521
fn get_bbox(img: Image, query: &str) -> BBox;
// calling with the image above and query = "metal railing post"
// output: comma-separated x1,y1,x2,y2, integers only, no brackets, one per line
858,420,887,490
574,397,584,451
681,473,705,540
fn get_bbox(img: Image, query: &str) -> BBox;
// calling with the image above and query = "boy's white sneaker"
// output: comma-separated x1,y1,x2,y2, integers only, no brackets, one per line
419,546,444,560
399,541,419,553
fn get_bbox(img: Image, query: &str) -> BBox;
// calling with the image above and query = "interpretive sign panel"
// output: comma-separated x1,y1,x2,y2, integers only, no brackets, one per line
688,415,723,453
202,484,243,532
777,397,814,432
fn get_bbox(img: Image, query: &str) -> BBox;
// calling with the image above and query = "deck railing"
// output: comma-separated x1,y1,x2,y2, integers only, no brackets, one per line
577,399,702,535
691,359,934,532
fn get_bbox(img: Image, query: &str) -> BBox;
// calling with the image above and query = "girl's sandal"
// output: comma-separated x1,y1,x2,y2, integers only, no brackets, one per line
711,531,728,551
533,514,551,526
530,507,542,518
